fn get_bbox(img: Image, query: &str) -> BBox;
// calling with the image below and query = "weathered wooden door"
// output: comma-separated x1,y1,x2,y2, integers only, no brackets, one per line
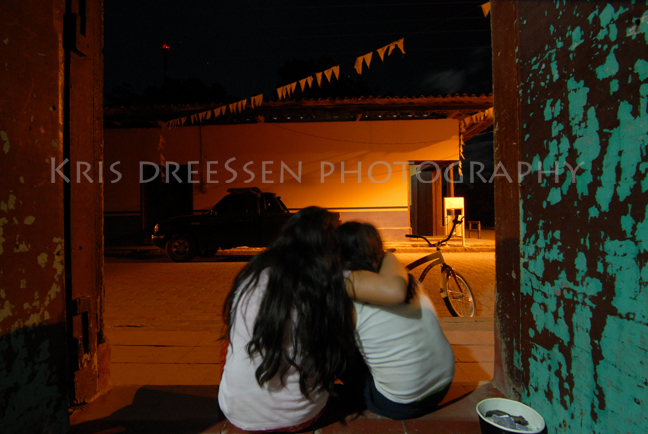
409,164,444,236
64,0,110,406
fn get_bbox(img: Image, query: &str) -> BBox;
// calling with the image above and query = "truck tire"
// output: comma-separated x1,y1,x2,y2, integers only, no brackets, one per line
166,235,197,262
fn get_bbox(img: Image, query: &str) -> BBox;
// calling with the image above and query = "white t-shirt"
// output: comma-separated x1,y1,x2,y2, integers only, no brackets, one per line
353,290,455,404
218,270,328,431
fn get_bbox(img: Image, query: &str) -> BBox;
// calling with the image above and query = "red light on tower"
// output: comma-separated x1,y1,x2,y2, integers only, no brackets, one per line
161,44,170,82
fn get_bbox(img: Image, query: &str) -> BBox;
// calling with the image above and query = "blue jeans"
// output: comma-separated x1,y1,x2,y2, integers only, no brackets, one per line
364,375,451,420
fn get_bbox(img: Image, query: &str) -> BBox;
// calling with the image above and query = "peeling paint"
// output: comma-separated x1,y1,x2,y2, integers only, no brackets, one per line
1,2,106,427
1,131,9,154
37,252,48,268
635,58,648,80
7,193,16,209
52,239,63,278
13,235,29,253
0,217,7,255
0,300,14,325
516,2,648,432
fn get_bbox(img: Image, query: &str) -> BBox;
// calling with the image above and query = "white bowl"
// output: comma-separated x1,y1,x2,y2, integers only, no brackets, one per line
476,398,546,433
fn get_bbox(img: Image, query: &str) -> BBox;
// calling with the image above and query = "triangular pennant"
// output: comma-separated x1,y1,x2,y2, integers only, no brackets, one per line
252,94,263,108
299,78,308,91
377,45,388,61
199,112,205,122
205,110,211,120
395,38,405,55
289,82,297,95
277,86,284,100
354,56,364,75
363,52,373,70
332,65,340,80
241,99,247,111
388,42,397,56
315,72,323,87
481,2,490,17
306,76,314,88
214,107,221,118
324,68,333,83
229,102,237,113
181,117,187,125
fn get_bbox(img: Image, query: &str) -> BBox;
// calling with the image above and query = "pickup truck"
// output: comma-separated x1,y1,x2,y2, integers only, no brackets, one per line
151,187,292,262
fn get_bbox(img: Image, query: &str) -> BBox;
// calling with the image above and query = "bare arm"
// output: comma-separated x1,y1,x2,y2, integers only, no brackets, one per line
346,252,408,305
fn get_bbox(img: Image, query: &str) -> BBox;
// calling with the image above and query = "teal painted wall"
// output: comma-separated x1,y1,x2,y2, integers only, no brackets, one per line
515,1,648,432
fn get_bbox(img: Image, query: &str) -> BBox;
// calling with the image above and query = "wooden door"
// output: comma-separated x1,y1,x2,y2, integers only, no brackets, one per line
410,165,444,236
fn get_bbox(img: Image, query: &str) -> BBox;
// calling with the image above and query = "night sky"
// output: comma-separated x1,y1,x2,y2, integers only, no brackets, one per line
104,0,493,101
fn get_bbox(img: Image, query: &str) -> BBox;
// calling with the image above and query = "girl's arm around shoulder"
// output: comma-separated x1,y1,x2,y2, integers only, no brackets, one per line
346,252,408,305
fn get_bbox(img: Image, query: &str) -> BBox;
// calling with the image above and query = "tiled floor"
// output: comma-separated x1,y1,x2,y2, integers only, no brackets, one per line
70,252,503,433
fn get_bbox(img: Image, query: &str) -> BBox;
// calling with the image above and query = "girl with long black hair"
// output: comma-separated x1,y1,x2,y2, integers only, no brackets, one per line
218,207,408,432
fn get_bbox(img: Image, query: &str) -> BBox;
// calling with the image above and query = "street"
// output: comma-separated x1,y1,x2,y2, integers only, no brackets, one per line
104,252,496,332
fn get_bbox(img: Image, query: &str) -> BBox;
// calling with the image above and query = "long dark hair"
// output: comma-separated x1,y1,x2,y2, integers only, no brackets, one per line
223,206,356,398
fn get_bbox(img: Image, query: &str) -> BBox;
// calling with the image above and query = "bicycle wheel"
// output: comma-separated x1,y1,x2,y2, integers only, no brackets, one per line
442,270,475,317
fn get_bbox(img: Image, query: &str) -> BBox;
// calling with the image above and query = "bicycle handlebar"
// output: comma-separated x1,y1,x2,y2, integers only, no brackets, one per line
406,216,464,248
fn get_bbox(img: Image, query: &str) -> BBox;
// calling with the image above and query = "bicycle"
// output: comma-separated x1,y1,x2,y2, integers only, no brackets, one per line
403,217,476,317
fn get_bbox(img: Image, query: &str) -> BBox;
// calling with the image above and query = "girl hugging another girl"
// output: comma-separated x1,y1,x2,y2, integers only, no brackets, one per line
338,221,456,420
218,207,409,432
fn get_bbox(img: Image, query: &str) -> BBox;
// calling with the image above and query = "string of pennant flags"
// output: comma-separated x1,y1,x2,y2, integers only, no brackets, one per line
165,2,490,129
164,37,405,129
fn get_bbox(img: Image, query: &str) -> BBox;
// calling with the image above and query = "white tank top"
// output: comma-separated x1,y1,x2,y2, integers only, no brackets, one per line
353,291,455,403
218,270,328,431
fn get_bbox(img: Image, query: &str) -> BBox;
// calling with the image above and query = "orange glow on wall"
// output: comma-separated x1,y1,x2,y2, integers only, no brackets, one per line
105,119,460,212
